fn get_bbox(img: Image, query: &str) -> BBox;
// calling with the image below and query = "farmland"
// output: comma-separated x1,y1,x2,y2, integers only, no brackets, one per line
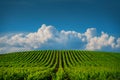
0,50,120,80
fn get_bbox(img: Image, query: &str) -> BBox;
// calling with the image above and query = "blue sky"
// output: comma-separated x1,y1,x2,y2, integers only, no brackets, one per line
0,0,120,53
0,0,120,36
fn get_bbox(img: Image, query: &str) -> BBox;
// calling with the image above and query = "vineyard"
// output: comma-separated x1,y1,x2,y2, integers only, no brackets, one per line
0,50,120,80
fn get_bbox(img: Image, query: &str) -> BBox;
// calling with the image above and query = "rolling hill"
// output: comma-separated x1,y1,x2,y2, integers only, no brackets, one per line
0,50,120,80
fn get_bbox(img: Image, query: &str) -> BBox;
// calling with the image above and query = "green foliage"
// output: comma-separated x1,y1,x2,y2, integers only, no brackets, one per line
0,50,120,80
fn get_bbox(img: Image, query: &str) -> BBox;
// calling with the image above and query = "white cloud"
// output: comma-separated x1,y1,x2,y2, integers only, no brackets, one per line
116,38,120,48
85,32,116,50
0,24,120,54
84,28,96,39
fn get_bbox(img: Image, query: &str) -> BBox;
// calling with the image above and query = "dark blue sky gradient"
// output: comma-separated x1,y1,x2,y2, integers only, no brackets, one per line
0,0,120,37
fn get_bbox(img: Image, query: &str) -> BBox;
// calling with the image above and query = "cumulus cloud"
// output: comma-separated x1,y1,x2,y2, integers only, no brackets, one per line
116,38,120,48
0,24,120,53
86,32,115,50
84,28,96,39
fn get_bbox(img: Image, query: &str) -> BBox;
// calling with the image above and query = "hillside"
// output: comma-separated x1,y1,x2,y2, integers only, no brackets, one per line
0,50,120,80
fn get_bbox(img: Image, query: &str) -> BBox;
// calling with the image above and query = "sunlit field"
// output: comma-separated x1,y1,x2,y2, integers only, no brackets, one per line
0,50,120,80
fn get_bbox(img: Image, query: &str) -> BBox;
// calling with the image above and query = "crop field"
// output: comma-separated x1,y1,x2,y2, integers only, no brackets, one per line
0,50,120,80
